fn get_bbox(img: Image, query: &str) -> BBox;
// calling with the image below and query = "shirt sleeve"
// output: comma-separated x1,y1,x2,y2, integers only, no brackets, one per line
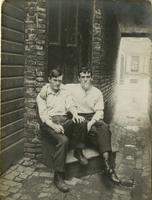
65,91,78,115
36,84,49,123
92,91,104,122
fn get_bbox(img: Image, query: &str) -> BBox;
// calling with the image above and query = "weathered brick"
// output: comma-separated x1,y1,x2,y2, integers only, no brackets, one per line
24,143,37,148
35,154,43,160
91,3,120,123
25,147,42,154
24,0,120,160
24,153,35,159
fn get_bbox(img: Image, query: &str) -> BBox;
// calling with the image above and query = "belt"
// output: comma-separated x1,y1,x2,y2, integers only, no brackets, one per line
78,113,94,120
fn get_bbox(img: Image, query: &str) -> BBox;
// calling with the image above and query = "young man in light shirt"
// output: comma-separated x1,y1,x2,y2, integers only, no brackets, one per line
36,68,87,193
65,67,120,184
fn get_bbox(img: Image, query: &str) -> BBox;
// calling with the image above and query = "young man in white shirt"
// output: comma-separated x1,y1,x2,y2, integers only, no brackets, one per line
65,67,120,184
36,68,87,192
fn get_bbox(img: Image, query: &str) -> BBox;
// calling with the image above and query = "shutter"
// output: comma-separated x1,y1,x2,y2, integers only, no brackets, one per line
0,0,25,174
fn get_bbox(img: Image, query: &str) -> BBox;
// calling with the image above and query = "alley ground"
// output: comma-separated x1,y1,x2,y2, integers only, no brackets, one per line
0,78,151,200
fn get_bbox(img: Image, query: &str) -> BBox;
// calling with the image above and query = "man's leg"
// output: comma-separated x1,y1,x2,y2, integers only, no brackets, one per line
88,121,120,184
63,119,88,165
73,122,88,165
41,123,70,192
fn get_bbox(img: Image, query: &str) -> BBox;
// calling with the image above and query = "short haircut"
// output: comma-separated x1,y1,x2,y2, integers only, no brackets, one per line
48,68,62,78
78,66,92,77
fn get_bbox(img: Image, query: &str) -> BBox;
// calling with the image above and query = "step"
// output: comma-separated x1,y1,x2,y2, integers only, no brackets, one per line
41,135,103,178
65,148,103,178
41,136,116,178
66,148,100,164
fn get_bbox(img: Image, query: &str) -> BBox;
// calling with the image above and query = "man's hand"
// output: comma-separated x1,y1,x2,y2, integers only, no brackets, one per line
72,114,85,124
51,124,64,134
46,120,64,134
87,119,96,132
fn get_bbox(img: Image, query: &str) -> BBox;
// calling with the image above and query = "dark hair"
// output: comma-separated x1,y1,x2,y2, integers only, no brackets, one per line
78,66,92,77
48,68,62,78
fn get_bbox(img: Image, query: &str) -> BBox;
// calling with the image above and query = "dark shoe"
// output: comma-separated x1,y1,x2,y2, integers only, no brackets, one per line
109,171,121,185
103,159,121,184
54,172,69,193
74,149,88,165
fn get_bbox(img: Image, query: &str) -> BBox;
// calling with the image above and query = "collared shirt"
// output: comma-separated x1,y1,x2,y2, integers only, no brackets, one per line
64,84,104,122
36,83,76,123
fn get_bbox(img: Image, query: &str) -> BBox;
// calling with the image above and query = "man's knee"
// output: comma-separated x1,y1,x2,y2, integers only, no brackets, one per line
58,135,69,146
95,120,109,129
93,121,111,137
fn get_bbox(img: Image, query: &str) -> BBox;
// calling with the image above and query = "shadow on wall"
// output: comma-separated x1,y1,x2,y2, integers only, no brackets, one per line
104,101,114,124
102,2,121,124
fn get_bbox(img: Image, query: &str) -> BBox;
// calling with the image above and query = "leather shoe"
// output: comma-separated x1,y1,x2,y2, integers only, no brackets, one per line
103,158,121,184
109,171,121,184
74,149,88,165
54,172,69,193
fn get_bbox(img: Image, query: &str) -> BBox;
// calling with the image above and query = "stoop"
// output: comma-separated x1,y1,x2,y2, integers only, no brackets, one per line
65,148,104,178
41,135,104,178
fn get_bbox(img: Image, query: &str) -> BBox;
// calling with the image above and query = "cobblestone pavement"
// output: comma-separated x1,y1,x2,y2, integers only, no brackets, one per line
111,80,151,200
0,157,133,200
0,80,151,200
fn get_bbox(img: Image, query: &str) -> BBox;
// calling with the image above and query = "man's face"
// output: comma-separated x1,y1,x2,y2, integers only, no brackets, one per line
79,72,92,90
48,75,63,92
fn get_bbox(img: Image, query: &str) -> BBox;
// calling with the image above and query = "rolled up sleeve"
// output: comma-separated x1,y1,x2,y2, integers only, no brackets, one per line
92,92,104,122
65,93,78,115
36,85,49,123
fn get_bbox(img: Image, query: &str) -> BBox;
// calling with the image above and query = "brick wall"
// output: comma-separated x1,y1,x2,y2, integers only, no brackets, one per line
24,0,47,160
91,1,120,123
24,0,120,159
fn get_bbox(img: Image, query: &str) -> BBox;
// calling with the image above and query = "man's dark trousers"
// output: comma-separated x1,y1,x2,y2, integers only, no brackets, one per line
79,114,112,154
41,116,85,173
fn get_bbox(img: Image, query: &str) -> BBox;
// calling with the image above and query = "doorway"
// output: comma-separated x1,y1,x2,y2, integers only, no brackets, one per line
47,0,92,83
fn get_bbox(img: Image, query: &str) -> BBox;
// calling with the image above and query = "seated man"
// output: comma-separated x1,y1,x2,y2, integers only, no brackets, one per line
65,67,120,184
36,68,86,193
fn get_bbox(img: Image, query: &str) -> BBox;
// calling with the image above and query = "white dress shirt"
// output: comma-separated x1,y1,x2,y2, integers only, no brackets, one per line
36,83,76,123
64,84,104,122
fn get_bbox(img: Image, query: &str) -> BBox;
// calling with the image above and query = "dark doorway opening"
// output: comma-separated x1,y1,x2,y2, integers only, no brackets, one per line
47,0,92,83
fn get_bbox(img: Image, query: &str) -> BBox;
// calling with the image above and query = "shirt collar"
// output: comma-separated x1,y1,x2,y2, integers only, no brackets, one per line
47,85,61,96
79,83,93,94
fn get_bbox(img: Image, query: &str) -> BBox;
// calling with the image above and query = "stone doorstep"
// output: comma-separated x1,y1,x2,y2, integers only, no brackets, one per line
42,140,111,178
66,148,100,164
65,148,103,178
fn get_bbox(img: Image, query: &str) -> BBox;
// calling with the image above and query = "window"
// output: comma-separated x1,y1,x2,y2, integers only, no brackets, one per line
131,56,139,72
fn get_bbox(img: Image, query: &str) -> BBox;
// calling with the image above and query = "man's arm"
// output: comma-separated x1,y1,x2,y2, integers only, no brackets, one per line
87,91,104,131
65,92,85,123
36,93,48,123
36,88,49,123
36,86,64,134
